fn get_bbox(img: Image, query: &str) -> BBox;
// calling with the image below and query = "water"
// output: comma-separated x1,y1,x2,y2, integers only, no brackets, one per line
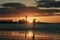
0,30,60,40
0,23,60,40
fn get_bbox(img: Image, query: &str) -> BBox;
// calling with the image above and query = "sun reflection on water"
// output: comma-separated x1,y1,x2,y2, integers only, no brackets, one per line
26,30,33,37
0,31,60,40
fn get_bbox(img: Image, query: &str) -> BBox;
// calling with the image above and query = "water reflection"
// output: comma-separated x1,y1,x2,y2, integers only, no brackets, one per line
26,30,33,37
0,30,60,40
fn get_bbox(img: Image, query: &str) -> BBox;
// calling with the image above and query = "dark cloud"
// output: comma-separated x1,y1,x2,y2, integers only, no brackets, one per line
36,0,60,7
0,3,26,17
0,3,60,17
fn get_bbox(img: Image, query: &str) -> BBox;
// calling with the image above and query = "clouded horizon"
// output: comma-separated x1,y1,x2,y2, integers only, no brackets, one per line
0,0,60,23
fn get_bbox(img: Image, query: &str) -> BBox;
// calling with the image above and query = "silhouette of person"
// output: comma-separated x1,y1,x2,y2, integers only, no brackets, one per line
33,19,36,28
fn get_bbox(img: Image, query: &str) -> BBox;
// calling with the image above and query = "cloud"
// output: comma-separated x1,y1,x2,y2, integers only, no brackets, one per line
0,3,60,17
0,3,26,17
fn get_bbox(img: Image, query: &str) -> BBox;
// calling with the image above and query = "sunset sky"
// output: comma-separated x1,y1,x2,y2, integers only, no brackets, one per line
0,0,60,23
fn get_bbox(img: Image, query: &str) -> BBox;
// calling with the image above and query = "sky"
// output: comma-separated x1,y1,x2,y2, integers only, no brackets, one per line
0,16,60,23
0,0,35,6
0,0,60,23
0,0,60,6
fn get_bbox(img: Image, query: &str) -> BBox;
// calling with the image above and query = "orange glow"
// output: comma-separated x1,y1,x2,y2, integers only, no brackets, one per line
0,16,60,23
27,18,33,23
27,17,37,23
27,31,33,37
11,32,25,37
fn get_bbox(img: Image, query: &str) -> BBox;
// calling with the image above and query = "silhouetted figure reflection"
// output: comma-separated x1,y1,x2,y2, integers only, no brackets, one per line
25,32,26,39
32,34,35,40
32,19,36,40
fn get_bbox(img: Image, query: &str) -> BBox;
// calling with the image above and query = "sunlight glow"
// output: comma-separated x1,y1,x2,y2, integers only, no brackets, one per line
27,31,33,37
27,17,33,23
27,19,33,23
27,17,37,23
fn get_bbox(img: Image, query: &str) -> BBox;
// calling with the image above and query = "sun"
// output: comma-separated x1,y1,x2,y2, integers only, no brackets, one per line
27,19,33,23
27,18,33,23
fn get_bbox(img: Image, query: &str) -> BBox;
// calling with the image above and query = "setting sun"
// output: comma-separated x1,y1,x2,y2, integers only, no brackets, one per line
26,17,37,23
27,19,33,23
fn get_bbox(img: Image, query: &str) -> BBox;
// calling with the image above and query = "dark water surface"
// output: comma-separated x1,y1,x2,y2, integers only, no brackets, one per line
0,30,60,40
0,23,60,40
